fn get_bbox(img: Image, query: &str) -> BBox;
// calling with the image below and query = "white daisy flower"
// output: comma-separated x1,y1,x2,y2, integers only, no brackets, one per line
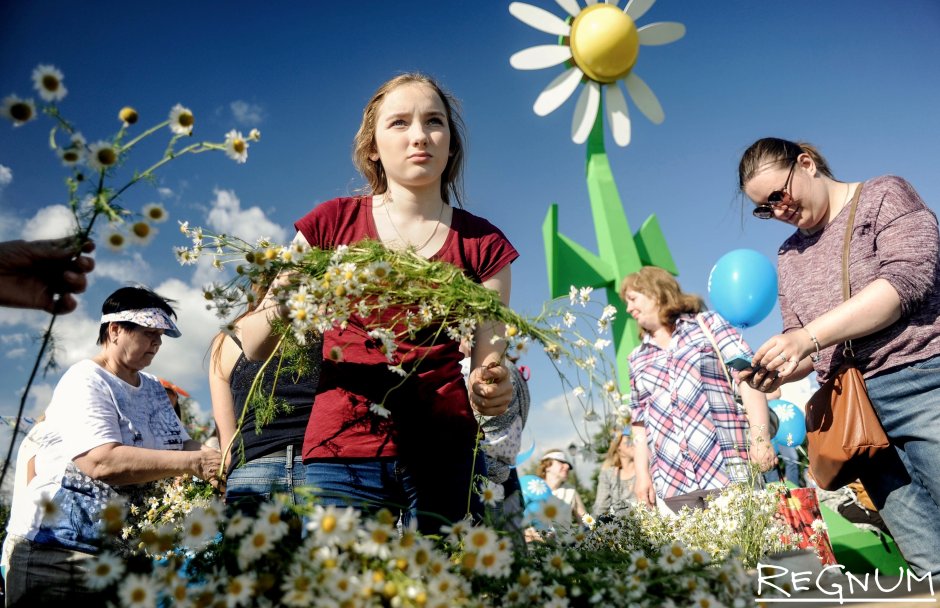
237,528,274,569
224,512,252,538
281,564,315,607
479,480,505,507
128,220,157,245
169,103,195,135
181,507,218,550
118,573,156,608
85,551,124,590
248,128,261,141
578,286,594,305
225,573,256,608
86,140,119,171
1,95,37,127
594,338,611,350
103,226,128,252
509,0,685,146
572,386,586,398
31,64,67,102
465,525,499,554
544,551,575,576
58,142,84,166
142,202,169,223
224,129,249,163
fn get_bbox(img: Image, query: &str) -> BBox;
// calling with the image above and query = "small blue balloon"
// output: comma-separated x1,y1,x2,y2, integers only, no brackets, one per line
512,441,536,468
519,474,551,505
769,399,806,448
707,249,778,328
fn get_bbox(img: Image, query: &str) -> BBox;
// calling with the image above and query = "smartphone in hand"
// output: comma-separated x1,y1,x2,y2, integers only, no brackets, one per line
726,355,753,371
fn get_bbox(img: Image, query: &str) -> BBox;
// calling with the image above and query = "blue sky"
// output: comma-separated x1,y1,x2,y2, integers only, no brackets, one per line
2,1,939,472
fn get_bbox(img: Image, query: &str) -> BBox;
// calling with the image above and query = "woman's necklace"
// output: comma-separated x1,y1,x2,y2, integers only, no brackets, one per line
382,196,446,252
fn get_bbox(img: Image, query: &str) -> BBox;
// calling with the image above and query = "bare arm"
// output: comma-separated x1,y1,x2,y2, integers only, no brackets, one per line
467,264,514,416
738,381,776,472
572,490,588,522
209,334,240,472
748,279,902,387
630,424,657,508
73,442,221,488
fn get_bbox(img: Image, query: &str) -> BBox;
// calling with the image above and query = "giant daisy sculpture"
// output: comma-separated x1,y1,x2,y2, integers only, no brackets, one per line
510,0,685,146
509,0,683,391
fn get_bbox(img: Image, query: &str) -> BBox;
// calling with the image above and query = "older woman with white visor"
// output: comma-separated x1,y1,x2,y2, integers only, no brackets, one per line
4,286,222,605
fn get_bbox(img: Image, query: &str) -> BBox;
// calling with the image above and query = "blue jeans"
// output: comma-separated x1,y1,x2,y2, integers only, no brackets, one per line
304,459,418,527
862,353,940,575
225,446,307,513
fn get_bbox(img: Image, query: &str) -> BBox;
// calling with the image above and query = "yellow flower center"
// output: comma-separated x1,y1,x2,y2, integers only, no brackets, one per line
131,588,146,602
232,139,246,154
119,107,139,124
42,75,60,91
132,222,151,238
178,112,194,128
95,563,111,576
569,3,639,83
62,150,80,163
252,533,267,548
97,147,117,166
147,207,165,220
10,102,33,122
320,514,337,532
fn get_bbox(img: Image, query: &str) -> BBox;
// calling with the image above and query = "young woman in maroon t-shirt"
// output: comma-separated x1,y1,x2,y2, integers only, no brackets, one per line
237,73,517,533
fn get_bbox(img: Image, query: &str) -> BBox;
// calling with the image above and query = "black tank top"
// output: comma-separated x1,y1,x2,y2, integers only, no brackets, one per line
228,336,321,470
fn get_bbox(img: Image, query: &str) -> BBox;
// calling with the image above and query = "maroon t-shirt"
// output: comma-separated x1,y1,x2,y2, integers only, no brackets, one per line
294,196,519,460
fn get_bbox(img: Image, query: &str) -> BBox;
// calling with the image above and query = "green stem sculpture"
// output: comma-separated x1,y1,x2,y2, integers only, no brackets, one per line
543,107,677,392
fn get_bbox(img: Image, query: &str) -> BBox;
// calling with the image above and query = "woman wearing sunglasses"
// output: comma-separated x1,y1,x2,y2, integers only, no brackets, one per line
738,137,940,576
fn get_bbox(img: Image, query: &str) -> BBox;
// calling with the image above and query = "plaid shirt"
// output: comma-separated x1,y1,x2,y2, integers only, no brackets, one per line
629,311,752,499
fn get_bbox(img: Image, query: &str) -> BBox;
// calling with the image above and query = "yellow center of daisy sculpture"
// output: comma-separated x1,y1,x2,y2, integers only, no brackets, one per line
569,4,639,83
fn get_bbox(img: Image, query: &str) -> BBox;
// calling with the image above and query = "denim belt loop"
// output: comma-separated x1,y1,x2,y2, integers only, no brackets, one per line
285,444,294,470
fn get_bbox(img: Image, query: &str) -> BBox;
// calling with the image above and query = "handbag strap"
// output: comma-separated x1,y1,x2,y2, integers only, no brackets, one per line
696,314,735,394
840,183,864,358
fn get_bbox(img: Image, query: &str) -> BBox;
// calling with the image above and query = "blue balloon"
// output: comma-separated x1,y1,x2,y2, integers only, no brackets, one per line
512,441,536,468
707,249,778,328
769,399,806,448
519,474,551,505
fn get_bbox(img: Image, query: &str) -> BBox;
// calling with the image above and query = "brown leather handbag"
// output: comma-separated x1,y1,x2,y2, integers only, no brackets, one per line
804,184,890,491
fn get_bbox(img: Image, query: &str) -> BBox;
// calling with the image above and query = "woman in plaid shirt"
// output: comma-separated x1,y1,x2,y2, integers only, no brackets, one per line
621,267,775,512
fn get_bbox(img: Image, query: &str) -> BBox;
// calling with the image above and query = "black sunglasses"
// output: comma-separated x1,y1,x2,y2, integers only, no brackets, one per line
753,160,797,219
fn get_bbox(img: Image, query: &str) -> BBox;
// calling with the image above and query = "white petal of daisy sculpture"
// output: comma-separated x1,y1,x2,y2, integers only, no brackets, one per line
509,0,683,390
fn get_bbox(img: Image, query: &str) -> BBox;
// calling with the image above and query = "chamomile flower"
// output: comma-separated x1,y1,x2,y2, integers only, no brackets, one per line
181,507,218,550
129,220,156,245
142,202,169,223
248,128,261,141
225,573,256,608
86,551,125,590
238,527,275,569
281,564,315,607
58,142,84,166
224,512,252,538
86,140,119,171
119,573,156,608
169,104,195,135
224,129,249,163
31,64,67,102
1,95,36,126
479,479,505,507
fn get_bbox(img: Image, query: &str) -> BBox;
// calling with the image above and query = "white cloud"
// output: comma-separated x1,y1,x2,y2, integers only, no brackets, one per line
6,348,26,359
230,100,264,126
0,164,12,188
205,188,288,244
92,252,152,284
21,205,78,240
157,187,175,199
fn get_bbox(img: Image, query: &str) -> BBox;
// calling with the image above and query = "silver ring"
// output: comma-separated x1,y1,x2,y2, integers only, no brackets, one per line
778,354,788,362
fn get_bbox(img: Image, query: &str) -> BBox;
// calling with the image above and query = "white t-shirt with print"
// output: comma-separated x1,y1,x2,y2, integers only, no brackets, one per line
14,359,189,552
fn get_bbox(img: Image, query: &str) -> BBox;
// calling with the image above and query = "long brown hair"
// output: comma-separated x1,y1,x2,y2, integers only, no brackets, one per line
619,266,703,337
601,431,632,470
352,73,467,207
738,137,835,191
